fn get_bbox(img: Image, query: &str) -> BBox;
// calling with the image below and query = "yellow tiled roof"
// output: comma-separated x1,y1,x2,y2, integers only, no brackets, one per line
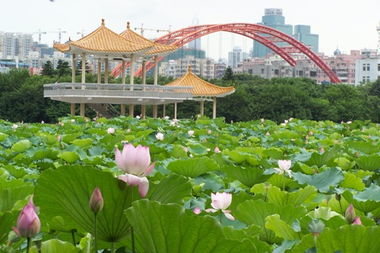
53,43,70,52
165,67,235,97
68,19,152,53
119,23,177,56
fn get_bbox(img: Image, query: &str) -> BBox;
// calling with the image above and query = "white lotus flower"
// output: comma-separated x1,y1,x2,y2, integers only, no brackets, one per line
205,192,235,221
155,132,164,141
107,127,115,134
274,160,292,177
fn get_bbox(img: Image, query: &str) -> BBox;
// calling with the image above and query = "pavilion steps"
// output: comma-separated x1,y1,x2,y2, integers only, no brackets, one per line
88,104,119,118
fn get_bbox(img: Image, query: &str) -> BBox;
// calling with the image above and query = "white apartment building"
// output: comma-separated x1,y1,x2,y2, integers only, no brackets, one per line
355,58,380,84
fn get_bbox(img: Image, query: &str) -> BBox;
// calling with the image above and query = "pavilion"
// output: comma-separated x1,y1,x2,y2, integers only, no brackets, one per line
165,67,235,119
45,19,192,117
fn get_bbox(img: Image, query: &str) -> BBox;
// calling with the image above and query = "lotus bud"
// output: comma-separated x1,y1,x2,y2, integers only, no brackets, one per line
352,217,362,225
335,194,341,201
13,199,41,238
345,204,356,223
308,219,325,236
89,187,104,214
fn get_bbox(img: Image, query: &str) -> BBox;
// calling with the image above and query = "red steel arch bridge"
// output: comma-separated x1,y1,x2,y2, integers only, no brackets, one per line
111,23,341,83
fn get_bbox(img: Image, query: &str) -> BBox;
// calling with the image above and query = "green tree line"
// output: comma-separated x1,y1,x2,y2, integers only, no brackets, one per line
1,62,380,123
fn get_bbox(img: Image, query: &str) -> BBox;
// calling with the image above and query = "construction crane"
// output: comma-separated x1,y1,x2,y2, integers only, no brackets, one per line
33,29,67,44
134,23,171,36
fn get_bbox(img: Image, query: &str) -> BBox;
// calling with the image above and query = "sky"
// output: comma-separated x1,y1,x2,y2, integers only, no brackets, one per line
1,0,379,59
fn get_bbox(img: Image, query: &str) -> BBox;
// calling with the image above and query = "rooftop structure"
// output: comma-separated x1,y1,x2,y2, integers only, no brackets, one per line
46,19,193,119
165,66,235,118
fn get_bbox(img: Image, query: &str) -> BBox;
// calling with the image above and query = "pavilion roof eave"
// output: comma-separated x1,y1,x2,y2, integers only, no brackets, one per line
68,45,152,58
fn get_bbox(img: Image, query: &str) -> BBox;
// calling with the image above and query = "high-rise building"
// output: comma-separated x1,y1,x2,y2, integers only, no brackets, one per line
294,25,319,52
253,8,319,57
0,32,33,59
228,47,249,68
377,21,380,55
253,8,293,57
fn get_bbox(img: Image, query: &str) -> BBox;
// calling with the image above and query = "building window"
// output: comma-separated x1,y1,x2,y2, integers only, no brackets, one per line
378,64,380,72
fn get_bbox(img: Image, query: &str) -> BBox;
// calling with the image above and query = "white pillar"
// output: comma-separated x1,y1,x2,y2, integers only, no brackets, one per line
153,56,158,85
71,54,76,83
70,104,75,115
163,104,166,117
200,100,205,116
130,55,135,86
129,104,134,117
80,103,85,117
70,54,76,115
81,53,86,84
174,102,178,119
212,97,217,119
97,59,101,84
152,57,159,117
120,104,126,116
104,58,109,84
141,105,146,119
142,60,147,84
121,59,126,84
80,53,86,117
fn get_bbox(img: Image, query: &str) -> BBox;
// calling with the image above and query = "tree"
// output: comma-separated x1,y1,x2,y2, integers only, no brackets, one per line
41,61,56,77
56,60,71,77
222,67,234,80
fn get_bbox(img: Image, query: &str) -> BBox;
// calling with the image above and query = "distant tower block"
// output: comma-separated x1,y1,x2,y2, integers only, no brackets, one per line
377,21,380,54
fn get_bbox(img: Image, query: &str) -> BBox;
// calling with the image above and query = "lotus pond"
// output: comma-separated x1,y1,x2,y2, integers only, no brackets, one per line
1,116,380,252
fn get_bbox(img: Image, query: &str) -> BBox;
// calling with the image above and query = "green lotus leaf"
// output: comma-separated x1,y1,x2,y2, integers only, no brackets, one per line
30,239,80,253
58,151,80,163
265,214,299,240
221,164,270,187
340,172,365,191
0,211,17,243
11,140,32,153
356,155,380,171
293,168,344,193
71,138,93,148
126,200,256,253
167,157,219,177
35,165,137,242
148,174,192,204
316,225,380,253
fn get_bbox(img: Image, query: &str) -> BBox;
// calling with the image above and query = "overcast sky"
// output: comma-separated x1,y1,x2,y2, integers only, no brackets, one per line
1,0,379,59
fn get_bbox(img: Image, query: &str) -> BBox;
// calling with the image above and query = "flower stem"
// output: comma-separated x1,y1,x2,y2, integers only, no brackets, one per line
26,237,31,253
94,214,98,253
111,242,115,253
131,227,135,253
71,229,76,245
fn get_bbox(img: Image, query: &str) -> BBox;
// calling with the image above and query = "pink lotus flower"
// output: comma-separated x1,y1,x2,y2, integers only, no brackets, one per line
214,147,221,153
352,217,362,225
13,199,40,238
193,207,202,215
274,160,292,177
115,144,154,197
205,192,235,221
89,187,104,214
107,127,115,134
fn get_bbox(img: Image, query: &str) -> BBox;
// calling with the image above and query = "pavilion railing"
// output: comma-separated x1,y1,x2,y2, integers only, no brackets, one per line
43,83,193,99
